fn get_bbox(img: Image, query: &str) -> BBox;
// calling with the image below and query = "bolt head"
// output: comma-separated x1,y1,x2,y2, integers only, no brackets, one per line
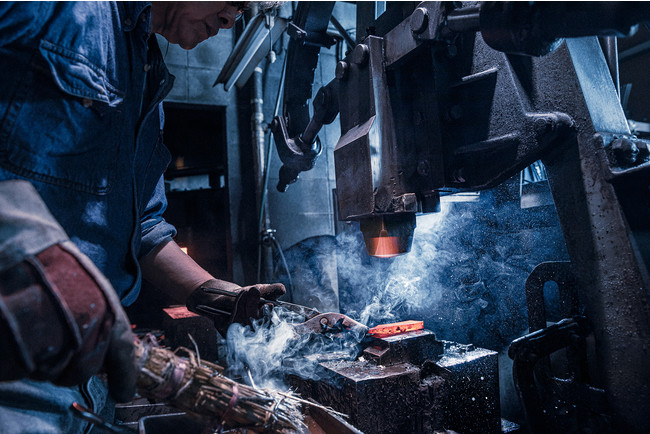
315,88,328,106
611,137,639,165
446,44,458,58
635,140,650,157
449,105,463,120
454,168,466,183
335,61,349,80
352,44,369,65
410,7,429,34
417,160,430,176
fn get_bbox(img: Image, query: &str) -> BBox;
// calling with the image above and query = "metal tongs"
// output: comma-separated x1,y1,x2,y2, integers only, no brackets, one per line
260,298,369,338
70,402,135,433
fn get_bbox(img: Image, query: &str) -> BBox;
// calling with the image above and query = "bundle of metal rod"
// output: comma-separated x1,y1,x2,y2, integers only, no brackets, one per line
134,336,305,433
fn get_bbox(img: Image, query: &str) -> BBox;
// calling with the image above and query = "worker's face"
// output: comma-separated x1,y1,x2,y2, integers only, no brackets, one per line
151,2,243,50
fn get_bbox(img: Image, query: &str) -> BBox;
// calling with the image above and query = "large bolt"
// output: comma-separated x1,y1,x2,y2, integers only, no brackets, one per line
410,7,429,34
417,160,430,176
611,137,639,165
314,87,328,106
635,140,650,159
270,117,279,133
448,105,463,121
535,116,554,133
335,61,349,80
352,44,369,65
454,168,466,183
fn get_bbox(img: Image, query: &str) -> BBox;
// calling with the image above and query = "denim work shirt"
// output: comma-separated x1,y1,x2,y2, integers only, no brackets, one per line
0,2,177,305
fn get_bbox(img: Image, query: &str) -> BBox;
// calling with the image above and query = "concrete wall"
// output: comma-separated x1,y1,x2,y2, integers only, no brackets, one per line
157,32,236,106
158,32,251,283
251,2,356,310
263,2,357,250
159,2,357,287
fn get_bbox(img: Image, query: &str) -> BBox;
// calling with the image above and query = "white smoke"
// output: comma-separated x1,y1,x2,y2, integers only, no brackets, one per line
338,202,463,327
225,190,568,388
336,192,568,349
225,308,300,389
225,307,363,390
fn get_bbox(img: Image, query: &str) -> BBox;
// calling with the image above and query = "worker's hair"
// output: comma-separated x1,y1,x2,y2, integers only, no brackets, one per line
255,1,283,13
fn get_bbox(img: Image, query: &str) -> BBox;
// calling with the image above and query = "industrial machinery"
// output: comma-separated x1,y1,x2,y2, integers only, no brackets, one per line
271,2,650,432
289,324,500,433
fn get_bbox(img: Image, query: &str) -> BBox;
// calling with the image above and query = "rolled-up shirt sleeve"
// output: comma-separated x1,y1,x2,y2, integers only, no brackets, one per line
139,175,176,259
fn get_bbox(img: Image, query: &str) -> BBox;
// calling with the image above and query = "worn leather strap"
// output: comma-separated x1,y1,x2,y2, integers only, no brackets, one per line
0,243,114,384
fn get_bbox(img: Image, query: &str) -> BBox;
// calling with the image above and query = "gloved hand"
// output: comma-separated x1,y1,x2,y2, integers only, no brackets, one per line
186,279,286,335
0,242,136,402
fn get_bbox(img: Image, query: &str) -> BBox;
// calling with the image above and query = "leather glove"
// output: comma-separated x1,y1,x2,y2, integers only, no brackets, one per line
186,279,286,335
0,180,135,402
0,242,136,402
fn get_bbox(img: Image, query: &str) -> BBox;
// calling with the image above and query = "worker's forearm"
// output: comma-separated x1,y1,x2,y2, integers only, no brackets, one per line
139,239,236,303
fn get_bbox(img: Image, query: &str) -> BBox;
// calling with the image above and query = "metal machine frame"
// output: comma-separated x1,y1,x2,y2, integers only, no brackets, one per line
271,2,650,431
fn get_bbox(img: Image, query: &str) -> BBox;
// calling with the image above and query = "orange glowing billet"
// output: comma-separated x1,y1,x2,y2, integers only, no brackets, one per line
368,320,424,338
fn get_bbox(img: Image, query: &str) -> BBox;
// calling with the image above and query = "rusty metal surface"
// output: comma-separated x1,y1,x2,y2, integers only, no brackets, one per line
161,306,218,362
293,360,436,434
290,330,499,434
536,38,650,431
508,317,606,433
362,329,443,366
524,261,578,333
272,2,650,430
437,341,500,434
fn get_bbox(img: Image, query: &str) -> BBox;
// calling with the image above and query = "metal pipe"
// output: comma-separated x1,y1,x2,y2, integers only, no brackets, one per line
249,4,272,282
252,65,274,283
259,55,287,233
620,39,650,62
446,6,481,33
330,15,356,49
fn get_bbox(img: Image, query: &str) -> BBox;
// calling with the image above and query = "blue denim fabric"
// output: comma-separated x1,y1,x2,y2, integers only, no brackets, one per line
0,1,176,303
0,377,111,434
0,2,178,431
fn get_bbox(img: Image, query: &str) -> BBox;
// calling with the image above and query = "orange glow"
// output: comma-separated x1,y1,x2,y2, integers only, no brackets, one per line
369,229,400,258
180,247,188,254
368,320,424,338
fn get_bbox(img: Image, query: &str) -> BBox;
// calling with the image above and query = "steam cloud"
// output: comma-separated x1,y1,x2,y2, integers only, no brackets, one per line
225,308,363,390
226,188,568,390
337,190,568,350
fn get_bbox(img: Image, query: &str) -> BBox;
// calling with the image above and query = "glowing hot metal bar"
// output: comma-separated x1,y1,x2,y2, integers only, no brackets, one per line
367,320,424,338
